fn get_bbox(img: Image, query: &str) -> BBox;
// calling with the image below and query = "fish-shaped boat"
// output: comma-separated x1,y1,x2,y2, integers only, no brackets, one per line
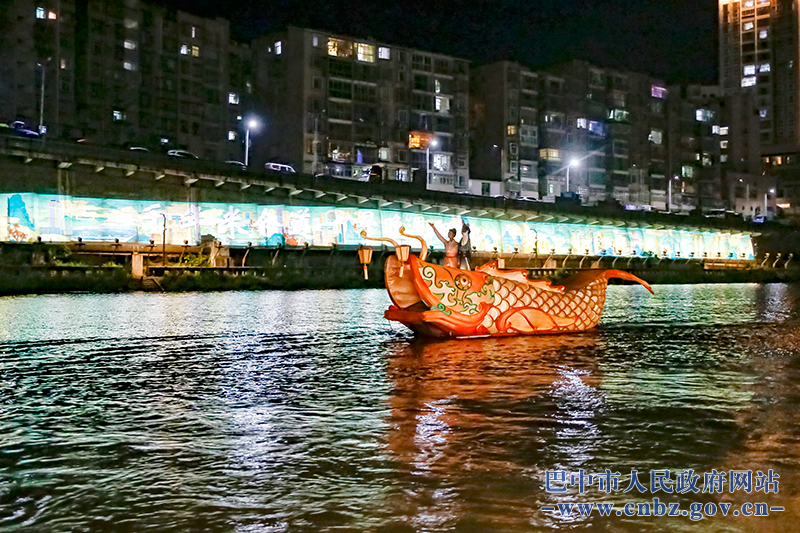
363,227,653,338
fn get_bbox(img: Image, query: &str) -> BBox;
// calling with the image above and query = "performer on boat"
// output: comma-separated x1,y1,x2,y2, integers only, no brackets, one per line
429,223,462,269
458,220,472,270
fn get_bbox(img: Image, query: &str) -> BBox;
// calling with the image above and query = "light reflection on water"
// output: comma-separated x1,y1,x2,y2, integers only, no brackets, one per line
0,285,799,532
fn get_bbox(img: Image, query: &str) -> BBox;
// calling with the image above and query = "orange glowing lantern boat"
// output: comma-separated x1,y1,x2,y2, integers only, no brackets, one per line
362,227,653,338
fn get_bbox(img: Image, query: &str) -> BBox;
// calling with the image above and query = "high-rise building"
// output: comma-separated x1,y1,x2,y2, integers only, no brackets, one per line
252,27,470,191
0,0,254,161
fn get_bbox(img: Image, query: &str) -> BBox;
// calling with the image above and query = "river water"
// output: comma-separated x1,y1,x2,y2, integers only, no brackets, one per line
1,284,799,532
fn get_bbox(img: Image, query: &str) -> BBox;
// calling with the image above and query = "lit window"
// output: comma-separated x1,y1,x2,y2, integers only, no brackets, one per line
123,61,136,71
712,125,720,134
588,121,605,137
229,92,239,105
191,26,196,39
378,47,390,60
48,11,57,20
744,65,756,76
191,45,199,57
435,79,441,94
507,125,517,136
608,109,630,122
435,96,449,113
760,63,771,73
760,108,768,118
124,18,137,29
328,38,352,58
744,0,754,7
112,110,125,121
36,7,45,19
696,109,714,122
649,129,663,145
509,142,518,156
124,40,137,50
379,147,390,160
520,125,538,145
744,22,754,31
742,76,757,87
60,58,67,69
721,140,729,149
312,35,319,47
228,131,236,141
681,165,693,178
180,45,189,55
760,30,768,39
356,43,375,62
720,126,729,136
275,41,282,55
721,154,729,163
651,85,667,99
576,118,587,129
539,148,561,161
433,153,451,172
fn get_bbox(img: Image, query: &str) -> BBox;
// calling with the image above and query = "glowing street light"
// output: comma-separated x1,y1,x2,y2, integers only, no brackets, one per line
565,158,580,194
244,118,259,167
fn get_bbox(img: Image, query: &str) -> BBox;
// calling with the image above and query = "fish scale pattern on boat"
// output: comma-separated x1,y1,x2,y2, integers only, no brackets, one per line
482,276,608,333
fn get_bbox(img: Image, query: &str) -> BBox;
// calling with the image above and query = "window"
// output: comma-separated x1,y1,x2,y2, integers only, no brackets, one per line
539,148,560,161
712,125,720,134
275,41,282,55
742,77,757,87
124,40,137,50
228,131,236,141
588,121,606,137
576,118,587,129
696,109,714,122
681,165,693,178
328,38,353,58
228,92,239,105
649,129,663,144
379,147,390,160
124,18,137,29
744,65,756,76
433,153,450,172
458,155,467,168
720,126,729,136
378,47,390,60
434,79,441,94
180,44,189,55
60,58,67,69
520,125,538,145
721,154,729,163
608,109,630,122
191,46,199,57
396,169,408,181
191,26,196,39
760,108,768,118
356,43,375,62
720,140,729,149
48,11,57,20
760,30,768,39
312,35,319,47
36,7,45,19
509,142,518,156
507,125,517,136
435,96,449,113
651,85,667,99
760,63,771,73
112,110,125,121
123,61,136,71
744,22,754,31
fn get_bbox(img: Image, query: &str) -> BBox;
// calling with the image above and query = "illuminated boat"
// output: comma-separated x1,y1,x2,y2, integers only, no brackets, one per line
360,227,653,339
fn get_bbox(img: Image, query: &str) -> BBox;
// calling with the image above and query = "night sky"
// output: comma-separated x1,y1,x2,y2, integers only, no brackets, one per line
160,0,719,84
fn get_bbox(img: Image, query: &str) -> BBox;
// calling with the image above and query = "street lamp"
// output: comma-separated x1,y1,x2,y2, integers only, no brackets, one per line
244,118,259,167
765,188,776,219
565,158,580,194
426,138,438,185
668,175,680,213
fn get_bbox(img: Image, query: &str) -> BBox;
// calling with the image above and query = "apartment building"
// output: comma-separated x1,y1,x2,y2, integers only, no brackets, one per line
252,27,470,192
0,0,253,161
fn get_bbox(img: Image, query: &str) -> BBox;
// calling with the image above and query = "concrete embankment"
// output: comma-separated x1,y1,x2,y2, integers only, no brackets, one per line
0,241,797,296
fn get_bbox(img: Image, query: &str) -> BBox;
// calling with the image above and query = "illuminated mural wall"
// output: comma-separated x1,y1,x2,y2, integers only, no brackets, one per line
0,193,755,259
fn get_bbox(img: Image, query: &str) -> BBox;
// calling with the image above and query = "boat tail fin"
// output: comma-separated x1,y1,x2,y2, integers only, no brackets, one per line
602,270,654,294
